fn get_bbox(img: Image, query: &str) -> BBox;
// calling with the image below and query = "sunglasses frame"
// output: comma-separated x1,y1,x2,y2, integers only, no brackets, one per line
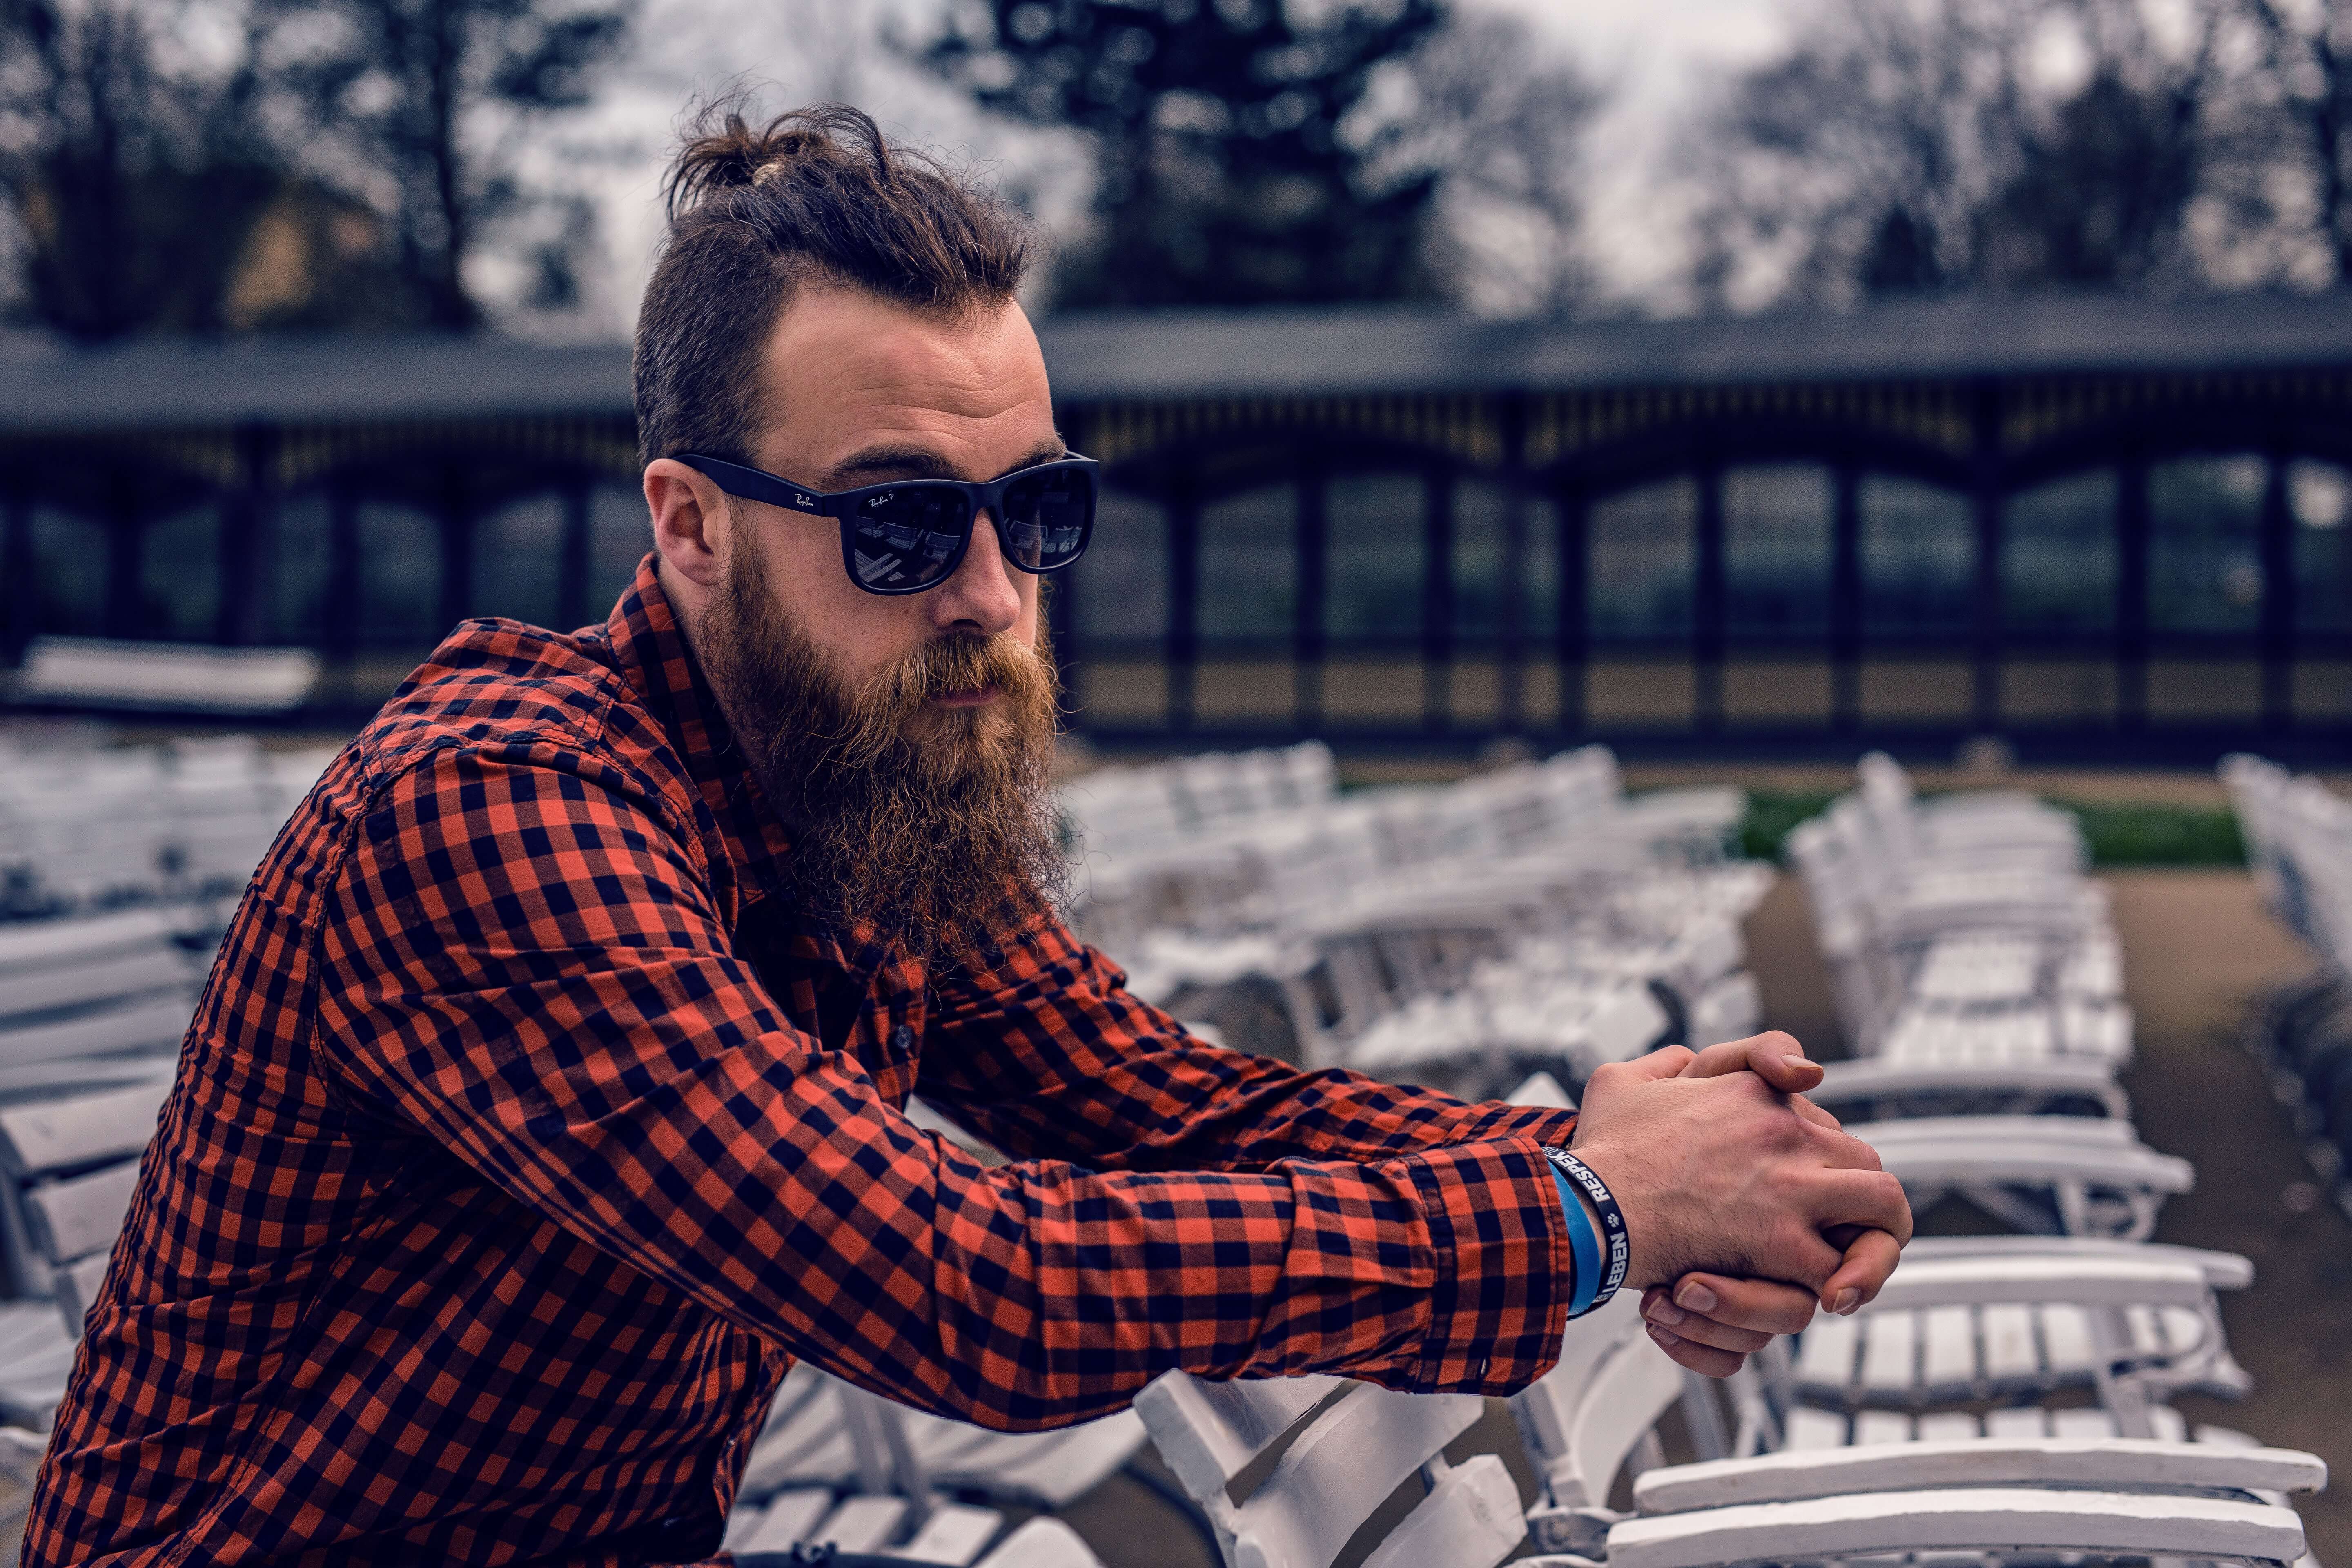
675,450,1101,596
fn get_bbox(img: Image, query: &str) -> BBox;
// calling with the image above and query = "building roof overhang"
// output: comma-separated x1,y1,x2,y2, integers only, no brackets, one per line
0,291,2348,432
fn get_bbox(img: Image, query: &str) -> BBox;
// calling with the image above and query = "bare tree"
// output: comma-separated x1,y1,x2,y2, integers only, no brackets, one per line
1381,8,1604,317
262,0,633,330
2244,0,2352,283
1687,0,2257,308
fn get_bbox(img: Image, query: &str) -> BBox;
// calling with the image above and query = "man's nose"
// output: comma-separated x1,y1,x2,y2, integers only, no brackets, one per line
929,510,1023,636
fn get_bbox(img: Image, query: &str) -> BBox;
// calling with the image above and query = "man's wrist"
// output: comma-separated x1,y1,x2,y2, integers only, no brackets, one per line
1544,1147,1629,1316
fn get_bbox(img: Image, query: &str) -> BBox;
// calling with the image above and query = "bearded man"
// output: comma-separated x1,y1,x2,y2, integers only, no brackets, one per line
26,105,1907,1568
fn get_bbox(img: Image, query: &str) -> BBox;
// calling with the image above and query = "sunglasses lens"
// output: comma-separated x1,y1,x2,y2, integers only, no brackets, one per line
849,488,971,590
999,466,1095,571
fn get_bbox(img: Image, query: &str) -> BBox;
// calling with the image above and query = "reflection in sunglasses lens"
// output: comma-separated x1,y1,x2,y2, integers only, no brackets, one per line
853,489,969,590
1002,469,1092,569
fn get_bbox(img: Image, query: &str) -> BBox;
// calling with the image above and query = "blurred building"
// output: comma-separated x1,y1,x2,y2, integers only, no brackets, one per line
2,292,2349,757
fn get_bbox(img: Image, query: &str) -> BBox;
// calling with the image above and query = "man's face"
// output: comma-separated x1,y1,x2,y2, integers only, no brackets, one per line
734,283,1060,702
642,283,1070,965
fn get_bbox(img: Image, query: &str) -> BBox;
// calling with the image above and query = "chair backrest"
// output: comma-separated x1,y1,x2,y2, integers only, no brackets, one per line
1134,1371,1526,1568
0,1074,171,1314
1787,1250,2233,1438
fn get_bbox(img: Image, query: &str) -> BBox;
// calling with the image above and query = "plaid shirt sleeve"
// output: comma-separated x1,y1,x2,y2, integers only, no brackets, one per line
320,742,1580,1430
916,916,1579,1169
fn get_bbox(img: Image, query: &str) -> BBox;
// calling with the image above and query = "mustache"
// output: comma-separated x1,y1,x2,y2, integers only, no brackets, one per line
823,631,1056,771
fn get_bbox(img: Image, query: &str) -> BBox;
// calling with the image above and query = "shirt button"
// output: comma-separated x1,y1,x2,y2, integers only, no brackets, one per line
890,1024,913,1051
1469,1357,1489,1381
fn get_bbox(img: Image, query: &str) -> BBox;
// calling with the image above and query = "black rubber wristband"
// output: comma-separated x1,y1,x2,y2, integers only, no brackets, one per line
1543,1148,1629,1313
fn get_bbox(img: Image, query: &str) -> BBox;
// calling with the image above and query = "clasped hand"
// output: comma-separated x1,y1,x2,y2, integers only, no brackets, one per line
1566,1032,1911,1377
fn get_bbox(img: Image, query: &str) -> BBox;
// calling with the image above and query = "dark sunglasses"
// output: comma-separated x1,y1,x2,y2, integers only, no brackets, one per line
677,451,1100,595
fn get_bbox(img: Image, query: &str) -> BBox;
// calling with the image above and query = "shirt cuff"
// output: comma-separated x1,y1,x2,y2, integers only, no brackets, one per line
1402,1135,1572,1396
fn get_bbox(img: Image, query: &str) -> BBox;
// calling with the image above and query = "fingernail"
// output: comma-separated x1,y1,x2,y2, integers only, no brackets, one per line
1833,1288,1861,1315
1780,1053,1810,1071
1645,1323,1681,1347
1645,1298,1686,1327
1675,1282,1718,1314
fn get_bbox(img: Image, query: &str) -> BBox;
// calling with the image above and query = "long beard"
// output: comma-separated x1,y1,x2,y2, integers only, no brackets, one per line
695,546,1068,974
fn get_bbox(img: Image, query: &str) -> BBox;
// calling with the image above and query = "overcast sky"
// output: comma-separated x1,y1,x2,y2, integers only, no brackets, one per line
550,0,1800,336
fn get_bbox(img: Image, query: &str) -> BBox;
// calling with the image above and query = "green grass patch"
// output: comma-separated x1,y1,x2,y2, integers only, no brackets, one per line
1736,790,2244,868
2053,800,2245,868
1738,791,1840,861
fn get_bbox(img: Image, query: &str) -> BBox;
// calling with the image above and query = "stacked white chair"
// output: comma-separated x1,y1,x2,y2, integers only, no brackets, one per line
1064,744,1771,1100
1788,754,2135,1120
2225,755,2352,1218
719,1365,1121,1565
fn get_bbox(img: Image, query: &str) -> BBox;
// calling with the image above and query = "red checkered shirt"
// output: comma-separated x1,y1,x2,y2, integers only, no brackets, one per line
27,559,1579,1567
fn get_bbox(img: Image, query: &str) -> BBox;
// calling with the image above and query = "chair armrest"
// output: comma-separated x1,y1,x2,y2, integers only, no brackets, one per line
1630,1436,2326,1514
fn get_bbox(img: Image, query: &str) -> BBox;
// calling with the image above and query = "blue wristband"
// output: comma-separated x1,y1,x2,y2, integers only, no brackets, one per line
1552,1166,1602,1319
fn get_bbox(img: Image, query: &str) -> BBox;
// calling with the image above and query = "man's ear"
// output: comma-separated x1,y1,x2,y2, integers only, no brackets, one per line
645,459,729,590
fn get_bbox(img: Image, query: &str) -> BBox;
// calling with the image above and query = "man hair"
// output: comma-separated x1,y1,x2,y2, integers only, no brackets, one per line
633,100,1038,470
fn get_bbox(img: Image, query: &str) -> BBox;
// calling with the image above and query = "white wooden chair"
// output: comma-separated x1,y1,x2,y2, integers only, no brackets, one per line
1855,1113,2194,1240
1770,1241,2256,1438
1506,1273,2322,1568
1810,1055,2131,1122
0,909,197,1094
722,1365,1131,1566
1133,1370,1526,1568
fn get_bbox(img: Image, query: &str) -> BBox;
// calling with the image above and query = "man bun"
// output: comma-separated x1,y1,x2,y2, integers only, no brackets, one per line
633,99,1036,468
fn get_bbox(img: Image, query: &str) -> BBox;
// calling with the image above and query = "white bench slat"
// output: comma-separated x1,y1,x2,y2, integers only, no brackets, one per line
731,1488,833,1552
0,949,190,1022
1356,1452,1523,1568
970,1516,1104,1568
887,1502,1003,1565
0,996,192,1071
1901,1234,2254,1289
54,1251,109,1334
0,1078,171,1177
1231,1386,1494,1568
1604,1485,2306,1568
1855,1308,1915,1392
24,1157,140,1264
812,1495,909,1554
1633,1435,2330,1515
0,911,178,973
1134,1372,1342,1503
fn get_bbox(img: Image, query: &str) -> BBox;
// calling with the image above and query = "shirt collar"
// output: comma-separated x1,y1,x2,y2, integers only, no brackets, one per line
604,555,800,898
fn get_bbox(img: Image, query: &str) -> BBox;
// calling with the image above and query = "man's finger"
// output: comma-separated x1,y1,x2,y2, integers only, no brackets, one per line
1787,1092,1842,1132
1799,1167,1915,1246
1677,1031,1824,1096
1663,1273,1819,1337
1644,1320,1747,1378
1817,1227,1904,1315
1618,1044,1699,1082
1641,1290,1773,1354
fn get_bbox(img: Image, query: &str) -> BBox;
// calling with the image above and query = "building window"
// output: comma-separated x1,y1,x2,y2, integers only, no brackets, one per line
1198,484,1296,644
2005,472,2116,634
1589,478,1695,641
141,504,222,640
1453,475,1555,644
32,507,106,637
473,494,564,628
358,503,442,648
269,493,333,646
1073,488,1169,646
589,484,650,612
1324,472,1423,644
1861,477,1971,638
1724,465,1832,637
2292,459,2351,634
2149,455,2265,633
